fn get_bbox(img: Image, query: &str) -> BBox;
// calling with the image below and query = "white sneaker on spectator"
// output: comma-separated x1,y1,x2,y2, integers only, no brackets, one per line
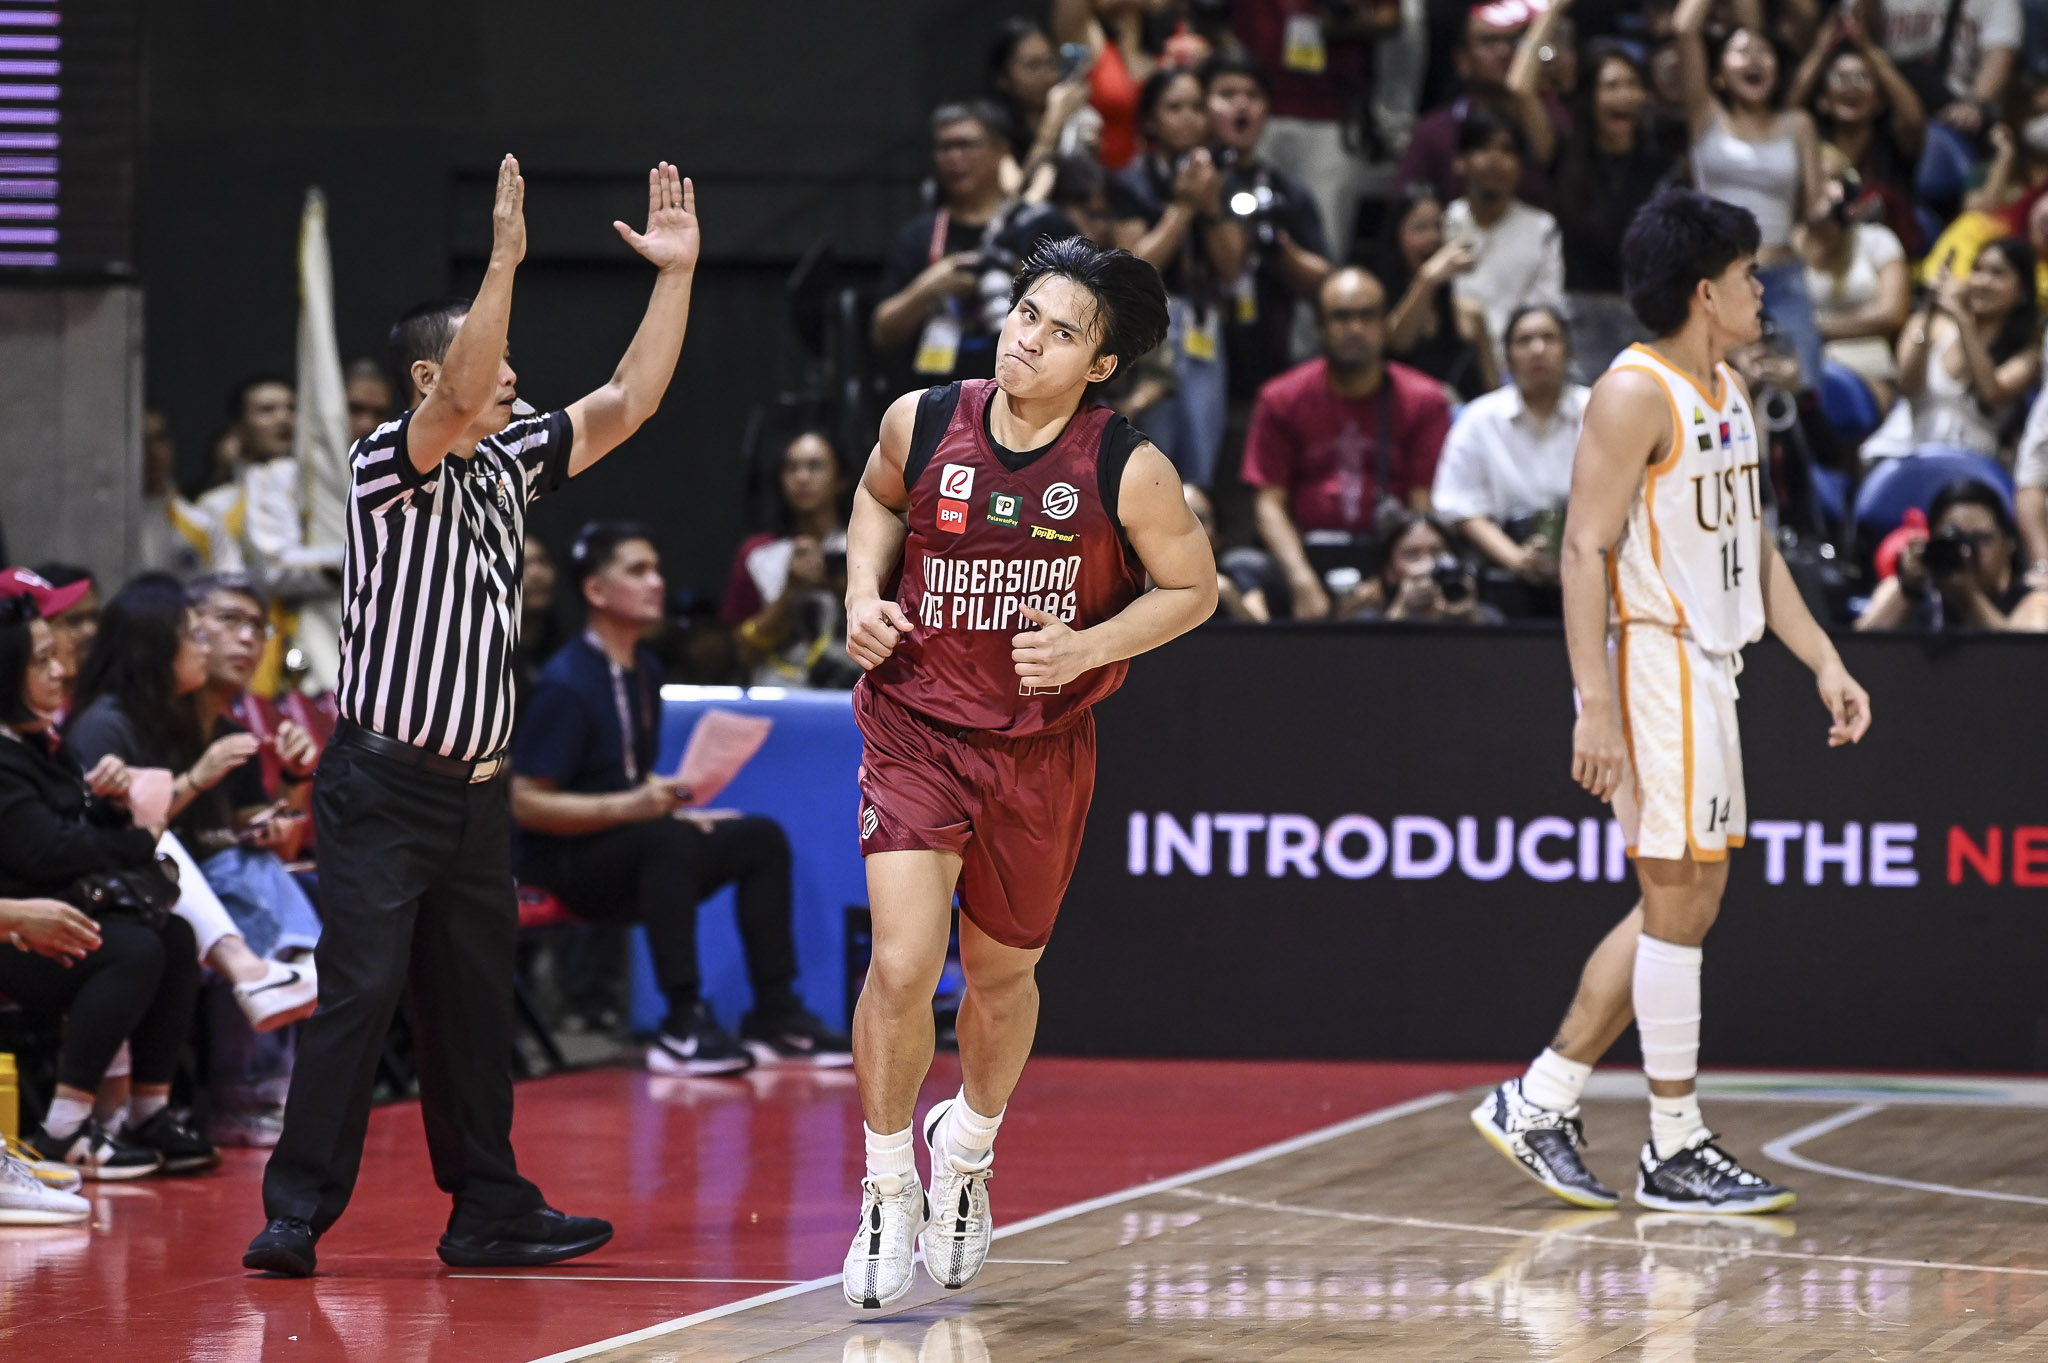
0,1148,90,1224
209,1105,286,1149
4,1133,83,1193
234,959,318,1032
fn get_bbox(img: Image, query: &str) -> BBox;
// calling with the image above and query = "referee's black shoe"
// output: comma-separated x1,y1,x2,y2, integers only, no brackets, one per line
436,1205,614,1267
244,1217,319,1277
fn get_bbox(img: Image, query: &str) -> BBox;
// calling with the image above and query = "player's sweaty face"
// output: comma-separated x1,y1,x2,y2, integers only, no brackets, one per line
997,276,1108,396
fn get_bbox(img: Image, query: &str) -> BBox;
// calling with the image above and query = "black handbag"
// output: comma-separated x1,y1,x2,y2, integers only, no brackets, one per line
63,864,180,933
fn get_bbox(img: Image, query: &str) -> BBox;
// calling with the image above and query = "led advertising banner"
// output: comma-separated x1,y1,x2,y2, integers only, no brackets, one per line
0,0,136,276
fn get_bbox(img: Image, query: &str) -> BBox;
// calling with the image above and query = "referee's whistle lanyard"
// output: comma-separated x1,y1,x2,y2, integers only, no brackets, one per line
585,630,654,785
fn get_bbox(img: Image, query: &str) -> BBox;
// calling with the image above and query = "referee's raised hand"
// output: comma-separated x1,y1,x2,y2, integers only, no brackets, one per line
613,161,698,275
491,153,526,267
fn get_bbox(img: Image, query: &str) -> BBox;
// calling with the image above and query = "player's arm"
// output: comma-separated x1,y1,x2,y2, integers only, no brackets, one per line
408,155,525,476
564,164,701,477
1012,443,1217,689
845,391,923,671
1559,368,1667,802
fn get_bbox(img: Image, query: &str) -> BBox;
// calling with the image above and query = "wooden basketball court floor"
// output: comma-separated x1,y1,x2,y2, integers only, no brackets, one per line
3,1060,2044,1361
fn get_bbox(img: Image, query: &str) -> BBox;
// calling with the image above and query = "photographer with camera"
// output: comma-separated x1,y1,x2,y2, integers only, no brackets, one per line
1203,52,1335,405
1855,479,2048,631
871,101,1079,391
1342,507,1500,622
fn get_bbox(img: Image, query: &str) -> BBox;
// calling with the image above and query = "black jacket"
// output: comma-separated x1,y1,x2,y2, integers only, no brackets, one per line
0,729,159,898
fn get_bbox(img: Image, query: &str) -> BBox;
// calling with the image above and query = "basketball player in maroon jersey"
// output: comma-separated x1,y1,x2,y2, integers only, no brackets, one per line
838,237,1215,1308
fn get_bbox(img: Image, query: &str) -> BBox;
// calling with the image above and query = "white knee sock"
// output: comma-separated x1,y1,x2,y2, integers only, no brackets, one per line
864,1123,916,1182
1635,934,1708,1158
941,1091,1003,1164
1521,1048,1593,1113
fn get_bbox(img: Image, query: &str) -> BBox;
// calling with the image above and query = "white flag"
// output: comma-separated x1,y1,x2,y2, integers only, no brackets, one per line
291,187,349,691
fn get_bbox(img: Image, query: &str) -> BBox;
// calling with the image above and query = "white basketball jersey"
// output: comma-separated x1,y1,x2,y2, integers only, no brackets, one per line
1603,343,1766,656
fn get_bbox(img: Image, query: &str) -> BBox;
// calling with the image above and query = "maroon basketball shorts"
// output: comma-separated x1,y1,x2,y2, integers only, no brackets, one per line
852,681,1096,951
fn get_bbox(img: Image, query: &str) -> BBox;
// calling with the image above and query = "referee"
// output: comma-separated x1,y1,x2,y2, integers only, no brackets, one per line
244,156,701,1277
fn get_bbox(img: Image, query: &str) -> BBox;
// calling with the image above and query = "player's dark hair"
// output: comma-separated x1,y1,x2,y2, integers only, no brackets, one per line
1622,188,1762,336
1455,104,1527,159
930,98,1013,149
228,373,293,423
1503,302,1570,352
1929,479,2018,544
387,296,474,407
568,520,656,589
1008,236,1171,382
1198,49,1271,97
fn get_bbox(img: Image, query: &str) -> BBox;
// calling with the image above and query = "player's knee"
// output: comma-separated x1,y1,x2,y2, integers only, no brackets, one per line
963,957,1038,1009
864,943,946,1003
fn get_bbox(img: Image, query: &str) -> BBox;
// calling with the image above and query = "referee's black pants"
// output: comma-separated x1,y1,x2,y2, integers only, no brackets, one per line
263,740,542,1237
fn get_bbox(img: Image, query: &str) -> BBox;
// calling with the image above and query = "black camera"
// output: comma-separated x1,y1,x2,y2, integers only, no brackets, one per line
1432,554,1471,603
1922,532,1976,575
1224,174,1282,250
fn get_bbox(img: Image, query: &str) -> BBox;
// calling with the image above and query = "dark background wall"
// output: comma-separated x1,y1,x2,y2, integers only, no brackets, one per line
141,0,1032,594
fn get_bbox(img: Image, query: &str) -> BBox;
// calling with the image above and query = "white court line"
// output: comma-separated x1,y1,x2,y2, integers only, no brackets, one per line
1584,1071,2048,1108
527,1090,1456,1363
450,1275,803,1285
1761,1103,2048,1207
984,1258,1068,1266
1170,1187,2048,1280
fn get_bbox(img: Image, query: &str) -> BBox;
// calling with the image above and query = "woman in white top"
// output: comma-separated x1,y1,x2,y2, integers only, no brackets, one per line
1890,236,2041,460
1800,150,1910,410
1674,0,1827,390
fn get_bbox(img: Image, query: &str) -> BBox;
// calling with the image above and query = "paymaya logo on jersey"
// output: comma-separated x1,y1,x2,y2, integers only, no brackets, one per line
988,492,1021,527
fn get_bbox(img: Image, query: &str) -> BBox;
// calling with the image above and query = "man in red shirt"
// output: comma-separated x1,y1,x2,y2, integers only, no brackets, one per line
1243,265,1453,618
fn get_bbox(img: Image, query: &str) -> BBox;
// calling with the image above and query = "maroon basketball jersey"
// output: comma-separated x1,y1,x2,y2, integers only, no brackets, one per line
868,380,1147,736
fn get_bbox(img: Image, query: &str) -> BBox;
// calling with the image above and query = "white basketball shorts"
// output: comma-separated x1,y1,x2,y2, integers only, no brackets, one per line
1610,628,1746,862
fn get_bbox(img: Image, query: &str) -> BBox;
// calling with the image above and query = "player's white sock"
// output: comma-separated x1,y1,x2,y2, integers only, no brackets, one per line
1649,1092,1708,1161
1521,1048,1593,1113
1635,933,1707,1159
941,1090,1003,1164
864,1123,916,1182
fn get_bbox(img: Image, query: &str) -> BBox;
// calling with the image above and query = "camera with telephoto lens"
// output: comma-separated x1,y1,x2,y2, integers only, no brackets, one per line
1922,531,1976,576
1219,149,1284,250
1431,554,1472,603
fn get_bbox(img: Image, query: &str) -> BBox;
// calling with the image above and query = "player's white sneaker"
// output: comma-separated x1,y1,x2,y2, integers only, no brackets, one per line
1471,1078,1619,1209
842,1172,927,1310
918,1097,994,1290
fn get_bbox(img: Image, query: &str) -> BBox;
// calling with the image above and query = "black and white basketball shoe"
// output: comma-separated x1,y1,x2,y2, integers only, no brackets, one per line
1634,1133,1795,1214
1470,1078,1619,1209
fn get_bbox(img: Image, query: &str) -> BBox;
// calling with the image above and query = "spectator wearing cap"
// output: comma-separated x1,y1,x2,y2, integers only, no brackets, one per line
28,565,98,710
1430,304,1585,615
871,101,1078,392
1442,106,1565,355
1856,479,2048,630
1398,1,1571,210
721,430,855,689
1242,266,1452,619
511,522,852,1077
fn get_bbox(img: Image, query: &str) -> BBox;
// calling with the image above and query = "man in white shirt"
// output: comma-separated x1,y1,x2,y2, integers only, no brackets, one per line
1443,107,1563,355
1432,303,1585,601
1868,0,2020,135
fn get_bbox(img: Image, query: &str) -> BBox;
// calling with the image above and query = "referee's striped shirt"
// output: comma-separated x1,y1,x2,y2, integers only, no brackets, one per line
336,408,573,760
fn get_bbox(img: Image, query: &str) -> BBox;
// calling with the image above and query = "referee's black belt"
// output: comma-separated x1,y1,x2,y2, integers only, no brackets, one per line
332,718,509,784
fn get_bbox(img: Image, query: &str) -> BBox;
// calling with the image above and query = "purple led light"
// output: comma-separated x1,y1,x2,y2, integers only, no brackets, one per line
0,251,57,266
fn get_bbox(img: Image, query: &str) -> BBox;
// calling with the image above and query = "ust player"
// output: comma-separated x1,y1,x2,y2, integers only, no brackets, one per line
1472,189,1870,1213
839,237,1216,1308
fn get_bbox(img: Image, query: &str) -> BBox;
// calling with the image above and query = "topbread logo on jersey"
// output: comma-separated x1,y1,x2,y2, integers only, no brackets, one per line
1042,482,1079,521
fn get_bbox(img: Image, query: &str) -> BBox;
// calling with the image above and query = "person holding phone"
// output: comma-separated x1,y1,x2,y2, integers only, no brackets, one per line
512,521,851,1075
723,430,856,688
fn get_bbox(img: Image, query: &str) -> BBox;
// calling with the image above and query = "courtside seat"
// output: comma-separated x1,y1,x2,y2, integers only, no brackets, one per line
1853,448,2014,541
1817,360,1880,449
516,883,578,932
512,884,575,1072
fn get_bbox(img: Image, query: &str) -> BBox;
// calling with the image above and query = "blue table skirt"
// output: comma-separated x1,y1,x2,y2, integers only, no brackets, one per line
629,686,866,1034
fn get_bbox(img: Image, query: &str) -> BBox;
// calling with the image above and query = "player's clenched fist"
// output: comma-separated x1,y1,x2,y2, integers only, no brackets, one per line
847,596,914,671
1571,700,1628,803
1011,606,1098,689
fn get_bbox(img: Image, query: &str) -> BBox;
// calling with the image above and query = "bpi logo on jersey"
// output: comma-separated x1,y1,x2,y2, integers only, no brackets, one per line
1043,482,1080,521
937,500,969,534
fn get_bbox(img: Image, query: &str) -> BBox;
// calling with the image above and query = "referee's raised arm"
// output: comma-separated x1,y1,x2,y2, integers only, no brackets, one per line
406,153,527,476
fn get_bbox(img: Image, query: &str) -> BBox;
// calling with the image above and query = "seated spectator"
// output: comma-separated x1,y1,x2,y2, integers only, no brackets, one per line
1555,41,1680,380
138,410,239,579
1431,304,1586,615
722,432,854,689
1204,51,1336,405
1379,185,1497,400
1871,236,2041,460
987,17,1097,198
1340,508,1501,622
1790,15,1927,256
62,575,320,1035
1855,479,2048,628
0,586,209,1179
870,101,1077,392
1870,0,2018,142
511,522,850,1076
1243,266,1453,619
1184,485,1271,622
1398,3,1569,209
1801,151,1912,412
1113,67,1249,487
344,357,395,444
27,564,97,700
187,573,326,1146
1444,106,1566,357
1675,0,1826,391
